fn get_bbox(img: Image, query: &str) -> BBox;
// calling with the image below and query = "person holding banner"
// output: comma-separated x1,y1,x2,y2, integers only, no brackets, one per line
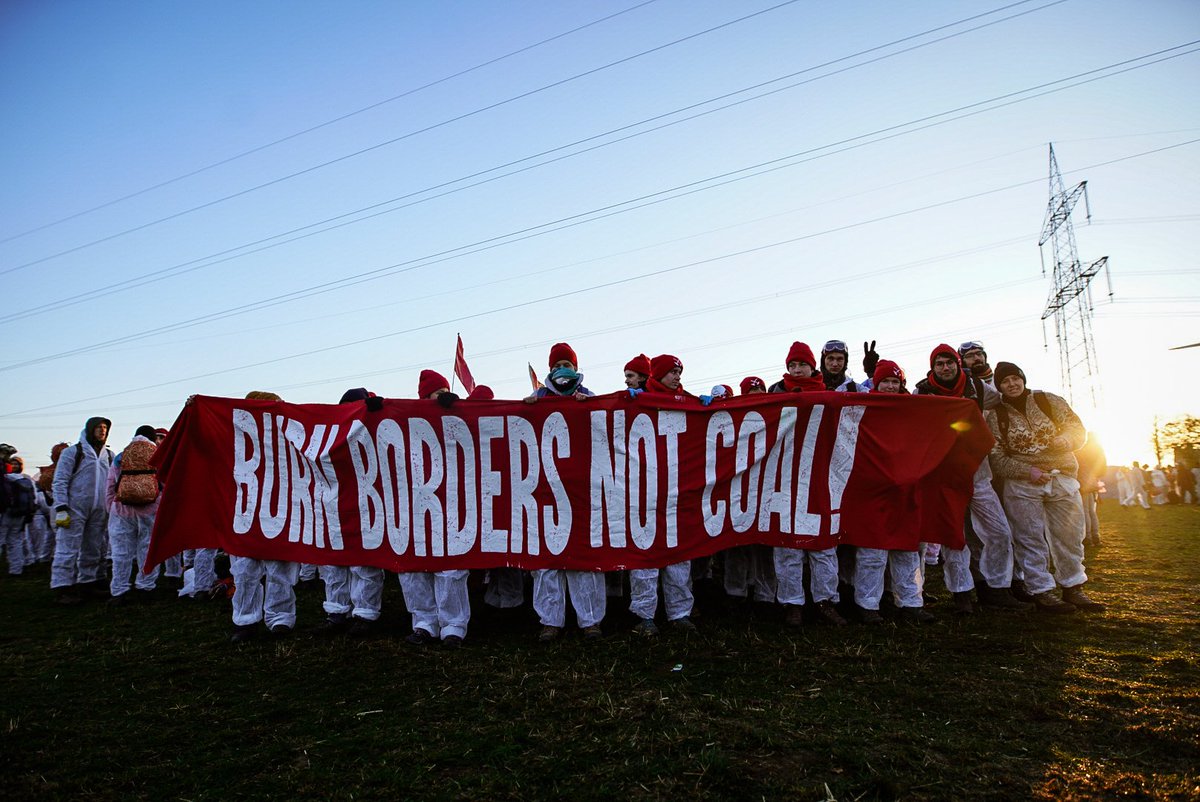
768,342,847,627
398,370,472,647
105,425,163,604
527,344,606,642
623,354,651,391
851,360,934,624
229,392,302,642
337,388,389,637
985,362,1105,614
627,354,697,636
914,345,1031,614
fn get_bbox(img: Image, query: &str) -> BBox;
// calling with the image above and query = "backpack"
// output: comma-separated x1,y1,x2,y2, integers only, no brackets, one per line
993,392,1055,447
114,440,159,506
2,474,37,521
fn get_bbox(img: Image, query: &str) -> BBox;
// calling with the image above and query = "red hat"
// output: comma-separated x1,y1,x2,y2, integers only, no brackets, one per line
872,360,905,386
786,341,817,369
468,385,494,400
418,369,450,399
548,342,577,369
929,343,961,369
154,427,169,438
719,384,734,397
624,353,651,376
650,354,683,381
740,376,765,394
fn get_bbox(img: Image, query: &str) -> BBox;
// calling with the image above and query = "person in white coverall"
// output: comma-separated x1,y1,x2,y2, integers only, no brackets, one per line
2,456,36,575
397,370,472,648
106,426,163,601
912,345,1032,614
229,392,301,642
50,417,115,604
525,343,606,642
984,362,1106,615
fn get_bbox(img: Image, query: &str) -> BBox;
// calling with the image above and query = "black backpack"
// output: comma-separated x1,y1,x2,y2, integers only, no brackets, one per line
2,475,36,520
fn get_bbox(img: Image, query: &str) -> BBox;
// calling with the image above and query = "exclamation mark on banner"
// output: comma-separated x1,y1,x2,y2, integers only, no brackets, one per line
828,406,866,533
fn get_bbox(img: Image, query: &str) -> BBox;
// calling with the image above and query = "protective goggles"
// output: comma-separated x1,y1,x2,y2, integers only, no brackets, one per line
958,341,985,354
822,340,848,354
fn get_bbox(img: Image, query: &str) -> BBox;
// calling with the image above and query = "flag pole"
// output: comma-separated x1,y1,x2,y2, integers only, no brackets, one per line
450,333,458,393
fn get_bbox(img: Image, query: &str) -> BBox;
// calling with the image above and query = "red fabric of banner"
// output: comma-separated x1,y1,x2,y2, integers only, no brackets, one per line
147,392,991,572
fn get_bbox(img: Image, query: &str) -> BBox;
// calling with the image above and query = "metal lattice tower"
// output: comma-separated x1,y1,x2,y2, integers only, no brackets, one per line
1039,144,1112,408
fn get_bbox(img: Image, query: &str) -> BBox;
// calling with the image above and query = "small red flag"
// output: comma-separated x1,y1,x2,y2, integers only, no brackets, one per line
454,335,476,395
528,362,543,391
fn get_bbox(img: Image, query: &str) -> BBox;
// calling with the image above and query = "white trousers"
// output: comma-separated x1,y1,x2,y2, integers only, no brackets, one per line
192,548,218,593
108,514,158,595
50,507,107,588
920,543,975,593
629,562,692,621
853,548,922,609
320,564,351,615
1,516,26,575
28,514,54,563
350,565,384,621
969,477,1015,589
1003,475,1088,595
231,556,299,628
399,570,470,639
774,546,839,605
532,569,606,628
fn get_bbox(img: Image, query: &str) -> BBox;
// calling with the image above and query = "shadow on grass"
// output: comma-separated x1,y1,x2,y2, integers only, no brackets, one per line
0,505,1197,800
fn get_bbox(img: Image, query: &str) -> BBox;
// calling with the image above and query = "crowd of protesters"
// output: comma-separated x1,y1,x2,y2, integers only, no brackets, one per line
5,338,1185,646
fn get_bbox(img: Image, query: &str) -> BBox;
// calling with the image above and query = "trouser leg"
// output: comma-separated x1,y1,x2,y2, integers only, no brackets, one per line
970,483,1015,589
50,516,84,589
723,546,752,598
853,548,887,610
888,551,923,608
230,556,266,627
319,564,351,615
132,516,158,591
193,548,218,593
434,569,470,640
263,560,299,629
661,561,693,620
566,570,606,628
163,553,182,578
532,569,566,628
350,565,384,621
1045,477,1088,589
399,572,438,637
942,546,975,593
77,509,108,584
1003,480,1056,595
628,568,660,620
2,518,25,575
807,548,839,603
773,547,807,605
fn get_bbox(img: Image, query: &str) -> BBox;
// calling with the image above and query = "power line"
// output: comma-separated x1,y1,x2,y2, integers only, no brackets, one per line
5,121,1196,376
0,0,805,275
1,0,1062,315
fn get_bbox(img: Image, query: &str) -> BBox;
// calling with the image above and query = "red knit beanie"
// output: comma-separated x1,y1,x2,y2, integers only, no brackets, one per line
740,376,765,394
624,353,651,376
872,360,905,386
468,385,494,400
418,369,450,399
786,341,817,369
548,342,578,369
650,354,683,381
929,343,961,369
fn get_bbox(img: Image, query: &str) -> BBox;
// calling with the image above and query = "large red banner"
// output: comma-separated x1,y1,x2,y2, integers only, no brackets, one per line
146,392,992,572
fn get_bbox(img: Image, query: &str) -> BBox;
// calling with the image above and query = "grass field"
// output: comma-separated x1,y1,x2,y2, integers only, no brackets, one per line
1,504,1197,800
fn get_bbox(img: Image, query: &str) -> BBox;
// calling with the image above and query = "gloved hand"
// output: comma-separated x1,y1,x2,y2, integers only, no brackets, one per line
436,392,460,409
54,509,71,528
699,395,714,406
862,340,879,376
365,396,384,412
628,388,644,398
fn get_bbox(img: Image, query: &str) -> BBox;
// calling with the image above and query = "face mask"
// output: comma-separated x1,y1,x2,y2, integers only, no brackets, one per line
548,367,580,393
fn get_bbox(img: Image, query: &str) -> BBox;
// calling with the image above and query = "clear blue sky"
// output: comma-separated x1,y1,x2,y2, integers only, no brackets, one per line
2,0,1197,466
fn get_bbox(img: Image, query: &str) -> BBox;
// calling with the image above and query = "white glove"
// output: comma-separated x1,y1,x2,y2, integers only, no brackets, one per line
54,509,71,528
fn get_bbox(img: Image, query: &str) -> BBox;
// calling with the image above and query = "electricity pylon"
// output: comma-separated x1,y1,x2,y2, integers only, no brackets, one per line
1039,144,1111,408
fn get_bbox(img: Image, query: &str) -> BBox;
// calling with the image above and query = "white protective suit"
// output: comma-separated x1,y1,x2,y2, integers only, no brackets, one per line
105,436,161,596
231,555,300,629
399,570,470,640
50,420,115,589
